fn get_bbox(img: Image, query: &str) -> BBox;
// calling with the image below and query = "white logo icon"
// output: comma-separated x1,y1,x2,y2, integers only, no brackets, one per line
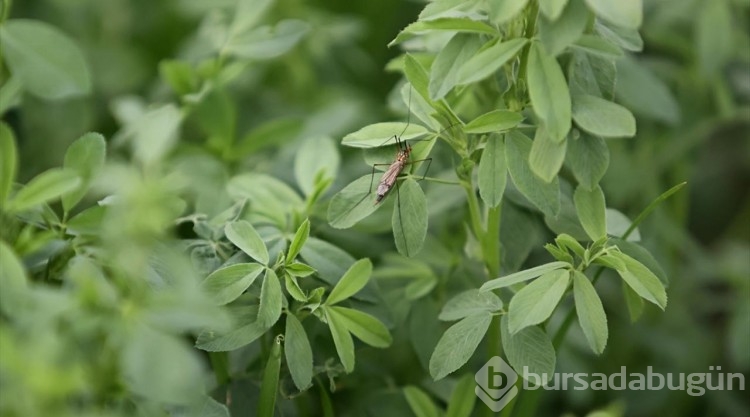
475,356,519,411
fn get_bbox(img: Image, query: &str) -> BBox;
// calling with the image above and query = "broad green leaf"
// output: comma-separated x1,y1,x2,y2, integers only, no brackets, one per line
696,0,732,76
0,19,91,99
329,306,392,348
457,38,527,85
258,269,283,327
622,280,644,322
294,136,339,196
446,373,477,417
0,241,28,316
324,306,355,372
611,238,668,285
196,307,266,351
225,220,269,264
500,316,556,382
439,289,503,321
606,208,640,241
539,0,569,20
124,104,182,166
573,271,608,354
66,205,106,236
573,184,607,240
342,122,429,148
571,34,623,58
489,0,530,24
593,253,626,271
527,42,572,142
404,386,440,417
201,263,264,305
392,178,428,257
595,19,643,52
286,219,310,263
62,132,106,212
481,261,569,291
508,269,570,333
6,168,81,213
404,54,436,107
0,76,23,115
584,0,642,29
429,33,482,100
429,312,492,380
123,324,204,404
193,88,235,146
326,258,372,305
405,275,438,300
225,19,310,60
390,18,496,46
465,110,523,134
611,251,667,309
401,82,441,130
539,0,588,56
0,123,17,204
529,127,567,183
285,313,313,391
555,233,586,258
284,273,307,301
258,336,282,417
572,94,636,138
505,132,561,216
615,57,680,125
159,60,198,96
478,134,507,208
285,262,316,278
565,131,609,190
568,51,616,100
299,238,355,285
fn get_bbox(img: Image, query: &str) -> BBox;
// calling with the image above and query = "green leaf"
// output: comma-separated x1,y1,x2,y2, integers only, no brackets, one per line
439,289,503,321
123,324,204,404
573,184,607,240
457,38,527,85
258,269,283,327
0,241,28,316
595,19,643,52
62,132,106,213
565,131,609,190
529,127,567,183
124,104,183,166
6,168,81,213
294,136,339,196
572,271,608,354
329,306,392,348
611,251,667,309
429,33,482,100
327,175,381,229
405,275,438,300
446,373,477,417
568,51,616,100
392,178,428,257
696,0,733,76
584,0,642,29
195,307,266,351
615,57,680,125
622,280,644,322
286,218,310,264
508,269,570,333
500,316,556,382
390,18,496,46
194,88,235,145
225,220,269,265
225,19,310,60
465,110,524,134
489,0,530,24
342,122,429,148
258,336,282,417
555,233,585,258
324,306,355,373
286,262,316,278
404,386,440,417
0,122,17,205
159,60,198,96
539,0,569,20
0,76,23,115
404,54,436,107
606,208,640,241
326,258,372,305
505,132,561,217
572,94,636,138
429,312,492,380
571,34,623,58
0,19,91,99
527,42,571,142
182,396,230,417
229,0,274,35
539,0,588,56
201,263,264,305
611,238,668,285
299,238,356,285
285,314,313,391
284,273,307,301
481,261,569,291
478,134,508,208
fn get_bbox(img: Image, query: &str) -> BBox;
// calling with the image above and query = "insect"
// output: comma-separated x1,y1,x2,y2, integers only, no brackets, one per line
370,131,433,205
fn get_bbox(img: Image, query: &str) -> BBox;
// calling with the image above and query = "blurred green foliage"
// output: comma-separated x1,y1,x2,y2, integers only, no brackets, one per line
1,0,749,417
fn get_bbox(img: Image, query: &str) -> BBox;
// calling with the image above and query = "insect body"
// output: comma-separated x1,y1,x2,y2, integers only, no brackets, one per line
375,142,412,204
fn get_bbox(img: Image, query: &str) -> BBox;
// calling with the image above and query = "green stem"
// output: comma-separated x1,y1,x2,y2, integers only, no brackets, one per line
415,176,462,186
485,204,502,278
463,180,485,247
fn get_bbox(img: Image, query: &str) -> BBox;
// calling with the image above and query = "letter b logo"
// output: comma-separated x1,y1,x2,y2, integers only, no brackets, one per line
475,356,519,412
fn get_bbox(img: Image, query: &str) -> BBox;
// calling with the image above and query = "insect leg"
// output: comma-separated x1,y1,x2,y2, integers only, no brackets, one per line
393,178,410,257
406,157,433,182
